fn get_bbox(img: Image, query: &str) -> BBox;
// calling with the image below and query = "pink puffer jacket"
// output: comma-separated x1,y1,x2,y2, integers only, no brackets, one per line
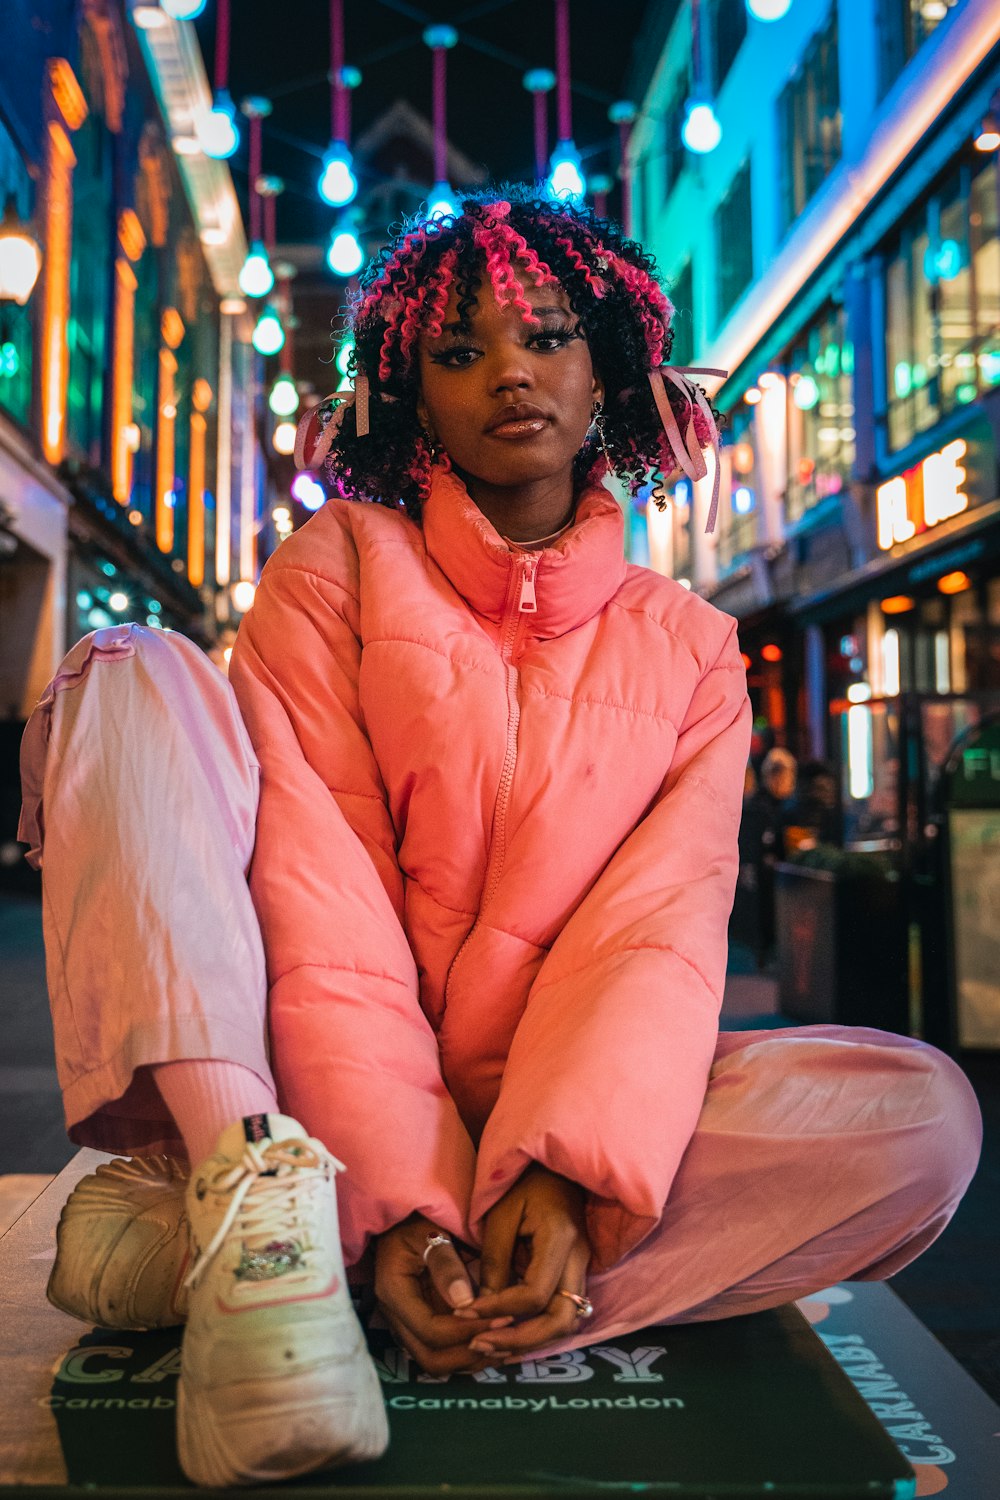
228,468,751,1271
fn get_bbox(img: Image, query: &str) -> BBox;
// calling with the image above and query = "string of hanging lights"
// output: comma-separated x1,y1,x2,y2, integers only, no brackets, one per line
253,177,287,356
319,0,358,207
547,0,585,201
607,100,636,235
681,0,722,155
522,69,557,185
197,0,240,159
423,25,460,219
238,99,276,297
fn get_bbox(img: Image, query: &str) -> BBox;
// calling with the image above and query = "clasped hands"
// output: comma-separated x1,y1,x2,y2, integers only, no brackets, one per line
374,1163,591,1376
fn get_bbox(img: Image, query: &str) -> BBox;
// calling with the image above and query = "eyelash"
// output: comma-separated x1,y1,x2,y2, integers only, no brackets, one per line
428,327,582,367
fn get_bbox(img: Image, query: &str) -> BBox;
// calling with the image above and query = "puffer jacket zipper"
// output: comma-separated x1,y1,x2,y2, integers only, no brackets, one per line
442,550,539,1012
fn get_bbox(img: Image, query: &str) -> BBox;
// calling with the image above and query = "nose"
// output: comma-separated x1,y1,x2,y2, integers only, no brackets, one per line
489,337,535,395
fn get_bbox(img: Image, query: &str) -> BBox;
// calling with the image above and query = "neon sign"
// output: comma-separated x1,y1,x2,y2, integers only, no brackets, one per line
876,438,968,551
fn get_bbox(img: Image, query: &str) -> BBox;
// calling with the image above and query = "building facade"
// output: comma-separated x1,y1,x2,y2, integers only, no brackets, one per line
0,1,270,727
628,0,1000,801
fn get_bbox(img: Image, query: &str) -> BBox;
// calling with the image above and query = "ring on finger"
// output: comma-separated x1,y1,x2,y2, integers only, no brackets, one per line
422,1233,453,1264
559,1290,594,1319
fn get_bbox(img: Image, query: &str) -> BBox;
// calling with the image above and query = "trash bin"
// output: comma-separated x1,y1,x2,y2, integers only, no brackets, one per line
775,850,908,1032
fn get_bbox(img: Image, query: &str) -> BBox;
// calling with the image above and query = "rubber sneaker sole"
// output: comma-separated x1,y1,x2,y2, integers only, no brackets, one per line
176,1329,389,1486
47,1156,190,1330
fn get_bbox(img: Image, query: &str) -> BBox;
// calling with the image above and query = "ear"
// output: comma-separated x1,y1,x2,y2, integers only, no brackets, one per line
416,397,433,436
592,375,605,407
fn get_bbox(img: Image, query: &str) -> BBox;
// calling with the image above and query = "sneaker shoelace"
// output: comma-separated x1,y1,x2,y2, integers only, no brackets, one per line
184,1139,345,1292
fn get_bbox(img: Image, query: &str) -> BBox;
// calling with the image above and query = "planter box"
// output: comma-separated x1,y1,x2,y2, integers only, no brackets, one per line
775,862,908,1032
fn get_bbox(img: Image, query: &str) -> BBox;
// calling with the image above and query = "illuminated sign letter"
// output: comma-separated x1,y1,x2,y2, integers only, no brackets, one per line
876,475,914,551
922,439,968,527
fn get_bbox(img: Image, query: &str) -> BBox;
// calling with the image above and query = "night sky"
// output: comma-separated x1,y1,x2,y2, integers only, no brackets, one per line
193,0,652,243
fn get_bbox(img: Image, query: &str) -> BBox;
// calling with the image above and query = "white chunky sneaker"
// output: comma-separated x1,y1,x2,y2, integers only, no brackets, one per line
47,1155,191,1329
176,1113,388,1488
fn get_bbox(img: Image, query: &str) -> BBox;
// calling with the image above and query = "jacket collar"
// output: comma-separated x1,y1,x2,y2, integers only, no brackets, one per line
421,467,628,638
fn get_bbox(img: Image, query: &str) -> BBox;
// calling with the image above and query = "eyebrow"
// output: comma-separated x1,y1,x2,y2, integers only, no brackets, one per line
438,306,573,338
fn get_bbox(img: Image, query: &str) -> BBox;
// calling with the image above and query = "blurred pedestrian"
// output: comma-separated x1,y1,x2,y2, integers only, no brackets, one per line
784,758,838,849
738,747,797,967
20,188,981,1488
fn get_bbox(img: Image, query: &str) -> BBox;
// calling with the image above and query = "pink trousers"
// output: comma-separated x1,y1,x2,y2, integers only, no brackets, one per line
19,624,983,1344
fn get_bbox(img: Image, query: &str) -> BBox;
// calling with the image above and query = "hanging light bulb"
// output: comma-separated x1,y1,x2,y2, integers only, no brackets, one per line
252,304,285,357
318,143,358,207
327,226,364,278
238,240,275,298
547,140,586,202
746,0,792,18
427,183,459,221
0,197,42,305
161,0,207,17
198,89,240,160
291,471,326,510
268,373,299,417
273,421,297,455
793,374,820,410
231,580,256,613
681,100,722,154
335,338,355,379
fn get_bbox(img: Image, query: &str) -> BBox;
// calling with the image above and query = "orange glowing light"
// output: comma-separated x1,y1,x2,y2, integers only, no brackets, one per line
761,644,783,663
881,595,916,614
155,348,177,553
40,121,76,465
732,441,754,475
188,411,206,588
744,387,762,406
938,570,972,595
111,258,137,503
740,652,752,669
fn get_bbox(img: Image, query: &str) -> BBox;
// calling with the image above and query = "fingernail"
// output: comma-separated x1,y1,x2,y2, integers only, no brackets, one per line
489,1317,514,1329
448,1280,474,1307
452,1307,479,1320
468,1340,494,1354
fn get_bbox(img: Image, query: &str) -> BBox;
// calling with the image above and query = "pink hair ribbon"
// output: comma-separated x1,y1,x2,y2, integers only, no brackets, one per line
647,366,728,534
293,375,381,471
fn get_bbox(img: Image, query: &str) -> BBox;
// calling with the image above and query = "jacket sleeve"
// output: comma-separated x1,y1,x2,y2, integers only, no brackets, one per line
470,617,751,1270
228,547,476,1265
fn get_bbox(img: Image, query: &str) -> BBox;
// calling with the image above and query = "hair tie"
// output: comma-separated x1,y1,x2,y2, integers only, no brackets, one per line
647,366,728,535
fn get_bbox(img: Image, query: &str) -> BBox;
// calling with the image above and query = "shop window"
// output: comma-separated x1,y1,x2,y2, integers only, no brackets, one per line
668,260,694,368
66,88,112,465
777,5,841,232
784,304,855,523
718,404,760,567
0,121,35,430
883,158,1000,452
714,161,752,327
640,150,657,240
128,245,159,521
708,0,747,95
876,0,961,101
661,72,689,207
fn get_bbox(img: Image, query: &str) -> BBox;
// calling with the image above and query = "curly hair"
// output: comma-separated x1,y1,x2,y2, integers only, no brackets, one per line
308,186,720,523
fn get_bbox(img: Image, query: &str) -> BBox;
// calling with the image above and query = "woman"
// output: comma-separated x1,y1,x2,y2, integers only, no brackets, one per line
20,190,981,1488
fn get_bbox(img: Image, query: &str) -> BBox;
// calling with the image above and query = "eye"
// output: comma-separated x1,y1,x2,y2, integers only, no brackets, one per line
528,326,583,352
428,345,481,368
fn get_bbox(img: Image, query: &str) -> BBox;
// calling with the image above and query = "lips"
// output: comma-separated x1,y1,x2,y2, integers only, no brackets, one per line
484,402,551,436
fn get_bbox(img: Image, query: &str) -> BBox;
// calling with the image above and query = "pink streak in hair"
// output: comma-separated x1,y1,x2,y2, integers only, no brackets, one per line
471,217,559,323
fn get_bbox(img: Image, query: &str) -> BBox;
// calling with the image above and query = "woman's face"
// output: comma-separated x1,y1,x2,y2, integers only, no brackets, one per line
417,276,602,498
